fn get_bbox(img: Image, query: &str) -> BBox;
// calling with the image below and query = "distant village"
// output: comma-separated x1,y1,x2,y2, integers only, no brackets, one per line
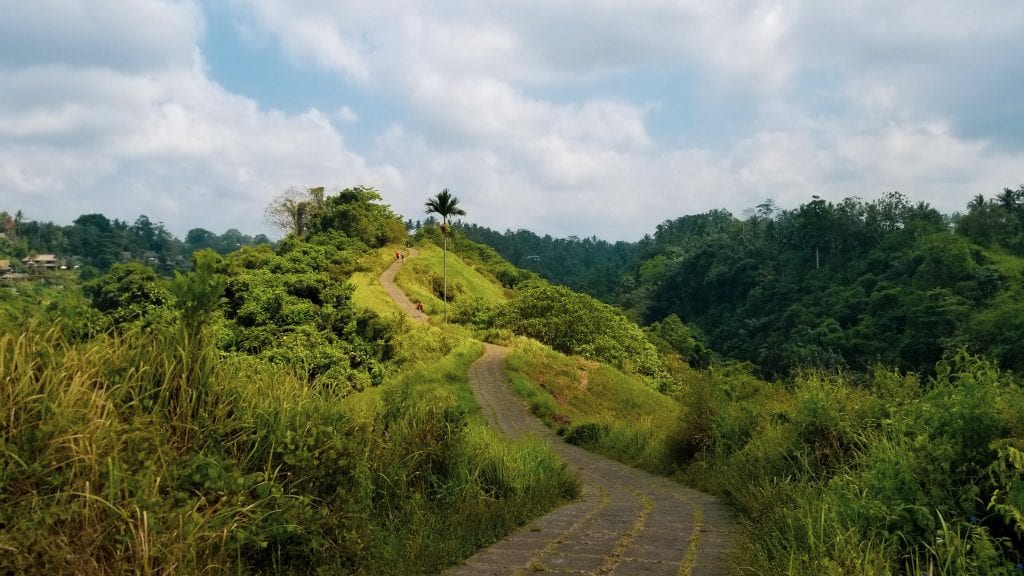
0,214,270,282
0,251,165,280
0,253,69,279
1,223,172,278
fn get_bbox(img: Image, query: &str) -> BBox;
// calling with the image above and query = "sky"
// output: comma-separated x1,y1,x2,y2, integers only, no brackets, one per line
1,1,1023,242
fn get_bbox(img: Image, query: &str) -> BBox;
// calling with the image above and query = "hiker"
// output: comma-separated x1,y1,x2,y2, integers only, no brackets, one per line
395,250,400,261
416,302,424,313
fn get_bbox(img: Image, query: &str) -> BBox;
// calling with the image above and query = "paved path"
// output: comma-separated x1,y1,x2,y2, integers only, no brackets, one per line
447,345,735,576
379,250,736,575
380,248,428,322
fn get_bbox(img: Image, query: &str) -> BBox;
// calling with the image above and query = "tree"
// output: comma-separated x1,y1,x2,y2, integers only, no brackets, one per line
265,187,325,237
0,211,13,239
84,261,170,325
308,186,406,247
425,188,466,323
68,213,120,270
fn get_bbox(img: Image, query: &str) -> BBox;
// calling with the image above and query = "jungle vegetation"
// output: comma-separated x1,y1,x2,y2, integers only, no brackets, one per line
3,185,1024,574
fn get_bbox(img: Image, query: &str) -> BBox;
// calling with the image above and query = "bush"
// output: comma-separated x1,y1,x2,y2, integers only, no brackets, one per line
672,353,1024,574
0,319,577,575
564,422,608,448
495,282,664,377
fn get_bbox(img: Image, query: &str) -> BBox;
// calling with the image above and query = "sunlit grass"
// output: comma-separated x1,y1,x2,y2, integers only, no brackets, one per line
983,246,1024,280
350,246,406,316
504,336,680,472
397,242,508,317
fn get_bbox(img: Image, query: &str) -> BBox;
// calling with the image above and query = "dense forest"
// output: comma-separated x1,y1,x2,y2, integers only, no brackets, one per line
464,187,1024,378
457,223,636,301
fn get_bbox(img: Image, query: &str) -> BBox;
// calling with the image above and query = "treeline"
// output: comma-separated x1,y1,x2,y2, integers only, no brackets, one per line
464,187,1024,378
457,223,637,301
0,210,271,272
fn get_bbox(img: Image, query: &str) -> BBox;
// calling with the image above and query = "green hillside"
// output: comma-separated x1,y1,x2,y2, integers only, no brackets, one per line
464,189,1024,381
403,217,1024,575
5,185,1024,575
0,190,578,575
395,242,509,319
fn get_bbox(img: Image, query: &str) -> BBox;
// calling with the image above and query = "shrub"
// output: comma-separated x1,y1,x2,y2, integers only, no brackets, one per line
495,282,663,377
564,422,609,448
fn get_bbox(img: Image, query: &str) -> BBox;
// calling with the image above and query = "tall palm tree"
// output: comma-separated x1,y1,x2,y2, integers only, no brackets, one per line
967,194,986,212
425,188,466,323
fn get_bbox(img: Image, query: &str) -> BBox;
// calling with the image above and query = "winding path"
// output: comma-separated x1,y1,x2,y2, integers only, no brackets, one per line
380,250,736,575
380,248,429,322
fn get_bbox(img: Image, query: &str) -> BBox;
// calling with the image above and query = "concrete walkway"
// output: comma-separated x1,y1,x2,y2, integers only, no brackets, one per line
446,345,735,576
380,248,428,322
379,250,737,575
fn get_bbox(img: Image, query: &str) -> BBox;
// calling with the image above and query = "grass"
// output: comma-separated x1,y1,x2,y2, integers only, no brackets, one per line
350,245,407,317
1,298,577,575
504,336,680,473
983,246,1024,280
396,242,508,318
500,326,1024,574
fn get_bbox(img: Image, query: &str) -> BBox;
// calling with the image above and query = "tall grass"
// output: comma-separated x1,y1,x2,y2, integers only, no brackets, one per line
669,355,1024,574
1,315,577,574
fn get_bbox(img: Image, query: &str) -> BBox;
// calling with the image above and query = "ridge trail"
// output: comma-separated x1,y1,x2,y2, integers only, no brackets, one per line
380,249,736,575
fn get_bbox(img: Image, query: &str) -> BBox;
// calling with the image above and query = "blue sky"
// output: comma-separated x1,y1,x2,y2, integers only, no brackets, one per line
2,0,1023,241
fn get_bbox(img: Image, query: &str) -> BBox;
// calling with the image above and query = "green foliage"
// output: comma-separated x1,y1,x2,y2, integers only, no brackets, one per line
184,226,271,255
967,293,1024,372
495,282,664,377
394,243,508,319
505,338,679,472
457,222,637,300
987,441,1024,538
219,237,394,394
1,276,110,339
84,261,171,325
665,352,1024,574
601,192,1024,377
462,190,1024,379
505,328,1023,574
956,186,1024,255
170,249,226,338
424,188,465,226
447,231,538,289
0,206,269,275
0,304,576,575
645,313,710,367
298,186,407,248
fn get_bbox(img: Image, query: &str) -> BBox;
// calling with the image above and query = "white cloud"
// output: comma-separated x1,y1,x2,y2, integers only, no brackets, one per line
0,0,204,71
334,106,359,123
0,4,400,236
3,1,1024,242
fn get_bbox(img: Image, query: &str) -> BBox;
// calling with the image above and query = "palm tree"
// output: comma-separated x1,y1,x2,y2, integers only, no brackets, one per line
425,188,466,323
967,194,986,212
13,210,23,241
